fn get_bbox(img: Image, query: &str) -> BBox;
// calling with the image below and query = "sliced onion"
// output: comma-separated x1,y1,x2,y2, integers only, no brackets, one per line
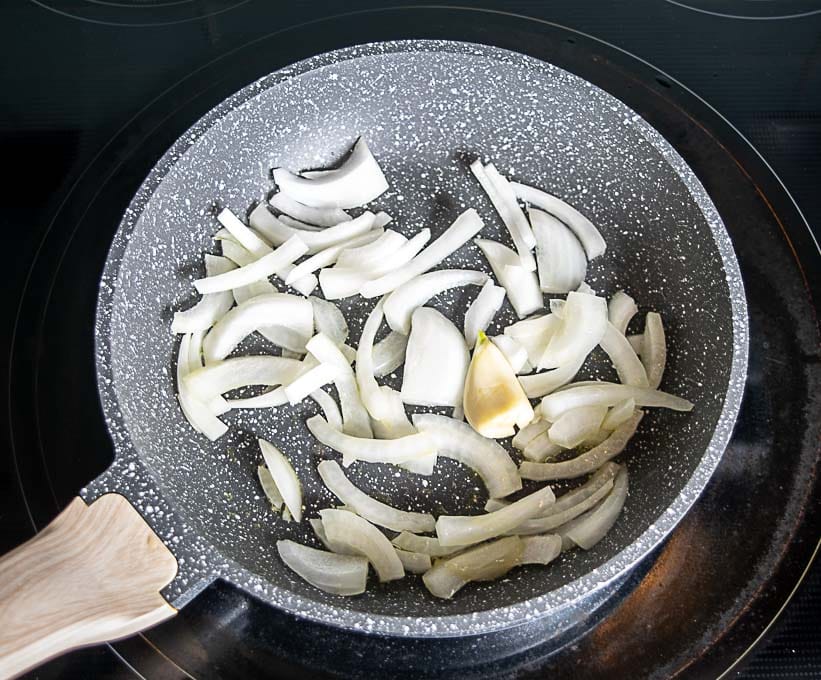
184,355,302,398
258,438,302,522
520,411,643,480
220,236,317,296
519,535,562,565
373,331,408,377
518,354,586,399
269,192,351,226
279,264,318,296
422,536,524,599
383,269,487,335
226,387,287,409
394,548,432,574
318,460,434,533
489,335,530,374
522,431,563,463
319,508,404,582
277,214,323,231
257,464,284,510
503,314,559,365
600,322,649,388
539,382,692,420
511,181,606,260
539,291,607,369
307,414,435,467
401,307,469,408
475,238,542,318
601,398,636,431
172,255,236,333
176,334,228,440
233,279,275,306
217,207,271,257
335,230,408,271
530,208,587,293
549,404,608,449
284,229,384,284
310,388,343,430
411,413,521,498
250,204,378,253
277,539,367,596
608,291,638,335
202,293,314,362
470,160,536,270
309,296,349,345
391,531,463,557
360,209,485,298
562,466,629,549
356,300,390,420
512,419,550,451
642,312,667,390
577,281,596,295
484,498,509,512
284,362,336,404
464,280,506,348
628,333,644,356
220,236,256,266
272,138,389,209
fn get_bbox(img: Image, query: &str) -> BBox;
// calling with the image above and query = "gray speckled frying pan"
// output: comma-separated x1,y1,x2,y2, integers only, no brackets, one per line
0,41,747,677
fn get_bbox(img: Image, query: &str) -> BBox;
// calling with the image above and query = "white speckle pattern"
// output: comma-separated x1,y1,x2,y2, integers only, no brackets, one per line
87,41,747,636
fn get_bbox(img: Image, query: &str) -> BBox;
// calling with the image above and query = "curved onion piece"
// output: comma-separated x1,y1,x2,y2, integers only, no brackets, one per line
194,236,307,294
489,335,529,374
628,334,644,356
562,466,629,549
233,279,275,306
504,314,560,366
435,486,555,547
172,255,236,333
176,335,228,440
602,398,636,431
512,419,550,451
475,239,541,318
600,322,649,387
269,192,351,226
539,292,607,370
257,465,284,511
519,535,563,565
356,299,389,420
642,312,667,390
335,230,408,271
284,363,336,404
250,205,378,253
309,296,349,345
272,138,388,209
277,214,322,231
522,431,563,463
220,236,256,266
217,208,271,257
401,307,469,408
227,387,287,409
258,438,302,522
307,415,435,467
394,548,432,574
608,290,638,335
373,331,408,377
318,460,435,533
277,539,367,596
285,229,384,284
539,382,692,421
184,356,302,398
470,161,536,270
383,269,487,335
319,509,404,582
518,354,586,399
391,531,463,557
370,386,420,441
530,208,587,293
202,294,313,362
220,237,316,297
521,411,643,480
422,536,524,599
548,404,608,449
412,413,521,498
306,388,342,430
464,280,506,348
360,209,485,299
510,181,606,260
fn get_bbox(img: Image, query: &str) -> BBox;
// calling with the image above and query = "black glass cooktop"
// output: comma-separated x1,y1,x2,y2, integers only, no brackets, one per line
1,2,819,679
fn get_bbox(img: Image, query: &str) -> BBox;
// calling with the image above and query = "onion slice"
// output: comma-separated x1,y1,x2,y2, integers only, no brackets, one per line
642,312,667,390
217,207,270,257
309,296,349,345
250,205,378,253
258,438,302,522
548,404,608,449
464,280,506,348
475,238,542,318
562,466,629,549
391,532,463,557
335,230,408,271
269,192,351,226
530,208,587,293
522,431,563,463
319,509,404,582
504,314,560,366
599,322,649,387
518,354,586,399
394,548,432,574
539,382,692,420
539,291,607,370
176,334,228,440
277,539,368,596
489,335,530,374
172,255,236,333
512,419,550,451
284,229,384,284
284,362,336,404
257,465,284,511
309,388,343,431
608,291,638,335
185,355,302,400
601,398,636,431
373,331,408,377
356,300,391,420
519,535,563,565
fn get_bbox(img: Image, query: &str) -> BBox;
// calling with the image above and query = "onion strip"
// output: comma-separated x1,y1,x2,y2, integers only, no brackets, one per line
391,532,462,557
600,322,649,387
530,208,587,293
562,466,629,549
539,383,692,420
608,291,638,335
269,192,351,226
373,331,408,376
475,238,542,318
258,438,302,522
276,539,367,596
172,255,236,333
319,509,404,582
642,312,667,390
464,280,506,348
284,229,384,284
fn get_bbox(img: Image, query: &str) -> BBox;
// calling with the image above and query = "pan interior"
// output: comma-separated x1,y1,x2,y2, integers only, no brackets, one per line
103,45,738,621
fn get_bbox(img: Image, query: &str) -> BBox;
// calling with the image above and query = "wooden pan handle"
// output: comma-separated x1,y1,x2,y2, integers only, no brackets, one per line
0,494,178,679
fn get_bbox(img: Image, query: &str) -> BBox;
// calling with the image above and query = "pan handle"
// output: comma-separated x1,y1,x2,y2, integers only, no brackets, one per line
0,494,178,679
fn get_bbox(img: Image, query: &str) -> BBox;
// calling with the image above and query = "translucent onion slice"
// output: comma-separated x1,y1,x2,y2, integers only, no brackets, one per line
306,415,435,467
394,548,432,574
309,296,349,345
510,181,606,260
577,281,596,295
539,382,692,420
504,314,560,366
202,293,314,362
530,208,587,293
258,438,302,522
360,209,485,299
220,237,316,297
277,214,323,231
269,192,351,226
277,539,368,596
628,334,644,356
317,460,435,533
310,388,343,431
475,239,542,318
172,255,236,333
601,398,636,431
176,334,228,440
319,509,404,582
518,354,586,399
519,535,563,565
562,466,629,549
257,464,284,511
464,280,506,348
401,307,469,408
470,160,536,270
250,204,378,253
489,335,530,374
608,290,638,335
539,291,607,370
642,312,667,390
422,536,524,599
520,411,643,480
391,531,463,557
600,322,649,387
512,419,550,451
522,431,563,463
373,331,408,377
284,362,336,404
548,404,608,449
383,269,488,335
356,300,391,420
272,138,389,209
217,207,271,257
284,229,384,284
233,279,275,306
435,486,555,547
370,387,419,437
335,230,408,271
412,413,521,498
184,355,302,398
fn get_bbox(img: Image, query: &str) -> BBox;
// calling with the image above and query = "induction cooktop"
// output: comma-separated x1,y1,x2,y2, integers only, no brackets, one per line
1,2,818,679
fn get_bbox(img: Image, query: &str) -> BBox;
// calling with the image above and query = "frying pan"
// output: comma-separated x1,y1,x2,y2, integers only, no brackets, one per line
0,40,747,678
